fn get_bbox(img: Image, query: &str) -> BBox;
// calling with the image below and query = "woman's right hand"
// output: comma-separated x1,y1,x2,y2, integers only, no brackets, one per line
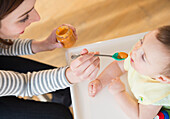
66,48,100,84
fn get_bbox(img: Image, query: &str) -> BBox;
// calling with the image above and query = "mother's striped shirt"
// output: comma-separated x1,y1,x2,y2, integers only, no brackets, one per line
0,39,71,97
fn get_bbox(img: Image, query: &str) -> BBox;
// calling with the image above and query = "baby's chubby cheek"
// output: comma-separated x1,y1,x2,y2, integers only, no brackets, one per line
132,63,139,72
132,63,145,74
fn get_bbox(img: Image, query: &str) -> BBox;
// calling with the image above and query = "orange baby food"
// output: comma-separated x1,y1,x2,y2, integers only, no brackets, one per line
56,26,76,48
117,52,128,59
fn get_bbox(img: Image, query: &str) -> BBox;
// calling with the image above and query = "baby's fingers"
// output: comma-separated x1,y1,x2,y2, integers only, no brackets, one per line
108,81,114,89
88,82,96,97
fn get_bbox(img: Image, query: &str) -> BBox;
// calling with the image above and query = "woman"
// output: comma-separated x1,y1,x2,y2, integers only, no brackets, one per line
0,0,100,119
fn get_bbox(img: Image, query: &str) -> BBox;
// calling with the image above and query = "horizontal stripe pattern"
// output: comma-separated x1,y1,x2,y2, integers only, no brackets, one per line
0,67,71,97
0,39,71,97
0,39,33,55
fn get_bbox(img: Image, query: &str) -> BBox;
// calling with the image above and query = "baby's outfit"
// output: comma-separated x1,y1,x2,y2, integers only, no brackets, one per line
124,55,170,108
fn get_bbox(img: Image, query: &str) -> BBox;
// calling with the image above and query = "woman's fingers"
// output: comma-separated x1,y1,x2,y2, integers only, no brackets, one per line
69,48,100,83
88,62,100,81
84,57,100,80
70,53,94,69
62,24,76,32
55,42,63,48
73,56,99,77
80,48,88,55
61,24,78,40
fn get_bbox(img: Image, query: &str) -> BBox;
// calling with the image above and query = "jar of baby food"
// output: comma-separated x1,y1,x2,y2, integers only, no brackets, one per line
56,25,76,48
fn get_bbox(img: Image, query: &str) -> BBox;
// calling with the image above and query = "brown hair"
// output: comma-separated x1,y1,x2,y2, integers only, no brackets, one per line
0,0,24,48
156,25,170,77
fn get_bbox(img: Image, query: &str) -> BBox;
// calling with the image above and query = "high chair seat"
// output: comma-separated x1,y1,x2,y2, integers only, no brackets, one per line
65,32,147,119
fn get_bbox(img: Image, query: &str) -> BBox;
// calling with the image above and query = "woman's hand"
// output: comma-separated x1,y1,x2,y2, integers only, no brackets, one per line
31,24,77,53
44,24,78,50
108,77,126,95
66,49,100,84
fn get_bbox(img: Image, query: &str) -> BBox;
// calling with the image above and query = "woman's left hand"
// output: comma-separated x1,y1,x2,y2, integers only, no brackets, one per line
44,24,78,50
108,77,126,95
31,24,77,53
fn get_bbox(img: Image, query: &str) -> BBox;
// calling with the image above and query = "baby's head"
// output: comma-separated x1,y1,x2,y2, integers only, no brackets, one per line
130,25,170,83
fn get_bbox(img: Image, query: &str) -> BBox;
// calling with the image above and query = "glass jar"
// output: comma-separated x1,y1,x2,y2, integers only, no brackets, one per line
56,25,76,48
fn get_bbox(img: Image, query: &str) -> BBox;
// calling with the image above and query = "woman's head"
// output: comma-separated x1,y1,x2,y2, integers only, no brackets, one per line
130,25,170,83
0,0,40,39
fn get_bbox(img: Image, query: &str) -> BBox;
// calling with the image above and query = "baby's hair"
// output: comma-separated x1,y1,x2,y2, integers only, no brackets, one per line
156,25,170,77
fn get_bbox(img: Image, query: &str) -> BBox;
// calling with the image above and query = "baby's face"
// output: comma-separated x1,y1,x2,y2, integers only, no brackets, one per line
130,30,169,78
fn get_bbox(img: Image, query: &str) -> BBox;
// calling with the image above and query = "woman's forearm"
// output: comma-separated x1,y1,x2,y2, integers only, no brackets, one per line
31,40,48,53
0,67,71,97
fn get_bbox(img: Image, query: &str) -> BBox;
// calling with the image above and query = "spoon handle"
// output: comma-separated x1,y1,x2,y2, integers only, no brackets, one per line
71,54,113,59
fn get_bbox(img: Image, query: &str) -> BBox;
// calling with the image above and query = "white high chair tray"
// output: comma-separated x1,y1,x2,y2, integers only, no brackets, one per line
65,32,147,119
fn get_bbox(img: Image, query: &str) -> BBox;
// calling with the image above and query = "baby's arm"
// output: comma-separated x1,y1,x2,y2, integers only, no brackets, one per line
108,78,162,119
112,91,162,119
88,60,126,97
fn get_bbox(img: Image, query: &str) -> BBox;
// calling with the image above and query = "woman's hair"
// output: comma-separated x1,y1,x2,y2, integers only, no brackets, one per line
156,25,170,77
0,0,24,48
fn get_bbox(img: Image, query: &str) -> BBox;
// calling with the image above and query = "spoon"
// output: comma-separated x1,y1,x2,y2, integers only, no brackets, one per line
71,52,128,61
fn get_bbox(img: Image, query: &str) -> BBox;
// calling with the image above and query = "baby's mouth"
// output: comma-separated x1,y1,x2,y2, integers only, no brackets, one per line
130,52,134,63
130,57,134,63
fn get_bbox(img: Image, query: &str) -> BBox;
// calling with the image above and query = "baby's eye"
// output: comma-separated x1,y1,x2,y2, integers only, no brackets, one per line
140,39,143,45
141,54,145,61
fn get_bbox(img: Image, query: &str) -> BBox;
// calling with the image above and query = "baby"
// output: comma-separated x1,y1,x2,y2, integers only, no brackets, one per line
88,25,170,119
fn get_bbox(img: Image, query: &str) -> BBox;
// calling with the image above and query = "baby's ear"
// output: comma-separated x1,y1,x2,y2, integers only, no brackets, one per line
155,75,170,84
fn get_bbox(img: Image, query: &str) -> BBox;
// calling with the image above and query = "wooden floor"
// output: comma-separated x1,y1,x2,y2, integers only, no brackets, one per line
20,0,170,116
21,0,170,67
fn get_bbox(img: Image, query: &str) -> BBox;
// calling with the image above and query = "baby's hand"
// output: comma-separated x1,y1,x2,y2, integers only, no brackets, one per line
108,77,125,95
88,79,102,97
